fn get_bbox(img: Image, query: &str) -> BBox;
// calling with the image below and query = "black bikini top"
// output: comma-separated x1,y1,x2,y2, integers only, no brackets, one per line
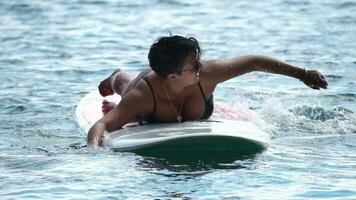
141,77,214,124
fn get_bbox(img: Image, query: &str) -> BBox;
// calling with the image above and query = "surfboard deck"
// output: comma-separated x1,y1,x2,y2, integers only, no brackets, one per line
76,90,269,159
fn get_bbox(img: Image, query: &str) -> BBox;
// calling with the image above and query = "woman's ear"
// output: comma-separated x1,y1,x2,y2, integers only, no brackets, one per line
166,74,179,81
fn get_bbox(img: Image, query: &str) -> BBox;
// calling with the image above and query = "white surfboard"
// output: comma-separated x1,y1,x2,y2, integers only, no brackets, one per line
76,90,269,158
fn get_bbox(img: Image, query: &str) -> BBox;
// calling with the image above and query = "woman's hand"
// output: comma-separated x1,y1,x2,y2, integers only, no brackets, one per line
301,70,328,90
87,121,107,148
87,132,106,148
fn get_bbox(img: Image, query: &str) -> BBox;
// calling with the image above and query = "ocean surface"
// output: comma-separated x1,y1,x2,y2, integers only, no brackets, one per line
1,0,355,199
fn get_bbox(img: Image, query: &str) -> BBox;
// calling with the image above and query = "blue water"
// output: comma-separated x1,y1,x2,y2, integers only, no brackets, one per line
1,0,355,199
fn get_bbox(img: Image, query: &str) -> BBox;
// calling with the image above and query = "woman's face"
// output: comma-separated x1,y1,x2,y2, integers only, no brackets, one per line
177,51,201,86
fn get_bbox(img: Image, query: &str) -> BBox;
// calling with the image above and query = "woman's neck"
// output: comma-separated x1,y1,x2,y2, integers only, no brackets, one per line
162,78,184,96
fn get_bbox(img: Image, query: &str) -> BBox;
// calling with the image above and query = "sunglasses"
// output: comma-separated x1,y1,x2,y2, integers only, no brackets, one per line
180,59,201,74
180,49,201,74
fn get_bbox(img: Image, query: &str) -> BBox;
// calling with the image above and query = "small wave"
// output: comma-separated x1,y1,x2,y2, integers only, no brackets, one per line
290,105,356,136
157,0,199,6
52,69,94,75
291,105,353,122
324,93,356,98
1,105,26,114
260,98,356,137
325,75,343,80
0,58,24,65
75,0,108,5
336,1,356,9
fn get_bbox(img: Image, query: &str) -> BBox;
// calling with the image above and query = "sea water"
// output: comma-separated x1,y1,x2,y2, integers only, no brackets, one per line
0,0,355,199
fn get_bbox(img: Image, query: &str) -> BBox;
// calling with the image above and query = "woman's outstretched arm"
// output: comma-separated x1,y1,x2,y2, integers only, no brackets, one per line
204,55,328,90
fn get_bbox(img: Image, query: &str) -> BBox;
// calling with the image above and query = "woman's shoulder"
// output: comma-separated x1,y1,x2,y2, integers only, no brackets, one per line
119,80,155,114
126,70,158,99
199,59,226,85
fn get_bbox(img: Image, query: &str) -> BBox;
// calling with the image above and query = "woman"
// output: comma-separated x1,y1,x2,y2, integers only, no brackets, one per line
87,35,328,147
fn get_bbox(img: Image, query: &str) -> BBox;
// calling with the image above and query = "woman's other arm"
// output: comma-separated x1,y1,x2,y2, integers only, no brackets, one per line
87,88,152,147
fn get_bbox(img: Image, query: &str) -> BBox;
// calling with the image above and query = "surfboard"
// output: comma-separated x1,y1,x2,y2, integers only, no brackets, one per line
76,90,269,159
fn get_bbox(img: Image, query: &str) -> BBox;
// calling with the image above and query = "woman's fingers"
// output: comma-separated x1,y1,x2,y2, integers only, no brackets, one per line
320,79,328,89
305,70,328,90
316,72,328,89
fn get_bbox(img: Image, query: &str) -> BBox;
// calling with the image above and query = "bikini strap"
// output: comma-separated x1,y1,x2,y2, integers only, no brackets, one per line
142,77,156,114
198,82,214,120
197,82,208,101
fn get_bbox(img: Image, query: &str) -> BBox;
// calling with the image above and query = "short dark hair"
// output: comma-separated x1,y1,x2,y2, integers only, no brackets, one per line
148,35,201,77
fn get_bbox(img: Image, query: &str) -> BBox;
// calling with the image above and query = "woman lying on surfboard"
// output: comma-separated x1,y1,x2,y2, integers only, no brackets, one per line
87,35,328,147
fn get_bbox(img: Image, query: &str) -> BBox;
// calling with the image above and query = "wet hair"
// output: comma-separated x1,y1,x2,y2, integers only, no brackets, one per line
148,35,201,78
